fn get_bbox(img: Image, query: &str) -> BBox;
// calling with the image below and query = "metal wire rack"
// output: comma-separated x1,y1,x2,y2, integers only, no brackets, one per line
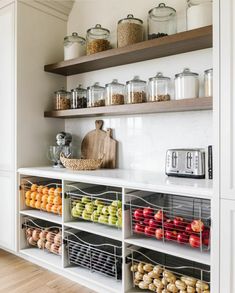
22,217,62,256
65,230,122,281
125,191,211,252
66,184,122,229
126,246,210,292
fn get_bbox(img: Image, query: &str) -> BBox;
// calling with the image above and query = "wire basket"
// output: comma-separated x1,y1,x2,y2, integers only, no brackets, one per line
65,230,122,281
126,246,210,292
21,179,62,216
67,184,122,229
22,217,62,256
126,192,211,252
60,153,103,170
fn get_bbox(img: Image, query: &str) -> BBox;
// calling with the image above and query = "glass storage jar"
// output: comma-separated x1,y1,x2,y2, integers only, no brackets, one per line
148,3,177,40
54,88,71,110
204,68,213,98
187,0,213,30
71,85,87,109
148,72,171,102
126,76,147,104
64,32,86,60
105,79,125,105
87,82,105,107
86,24,111,55
175,68,199,100
117,14,144,48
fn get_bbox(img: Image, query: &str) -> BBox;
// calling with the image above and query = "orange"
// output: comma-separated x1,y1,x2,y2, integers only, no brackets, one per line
29,199,36,208
25,191,31,200
47,195,54,205
54,187,62,196
41,202,47,211
53,196,62,205
57,205,62,215
30,191,37,201
42,187,49,195
35,201,41,209
31,184,38,192
25,199,31,207
51,205,59,214
37,185,44,193
46,203,53,213
36,193,42,202
48,187,55,196
41,194,48,203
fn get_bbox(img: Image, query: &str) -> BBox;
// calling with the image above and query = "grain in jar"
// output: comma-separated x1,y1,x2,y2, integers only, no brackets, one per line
54,88,71,110
117,14,144,48
105,79,125,105
175,68,199,100
126,76,147,104
87,82,105,107
86,24,111,55
148,72,171,102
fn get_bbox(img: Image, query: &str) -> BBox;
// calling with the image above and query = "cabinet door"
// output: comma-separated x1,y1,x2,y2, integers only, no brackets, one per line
220,199,235,292
0,3,15,171
0,172,15,251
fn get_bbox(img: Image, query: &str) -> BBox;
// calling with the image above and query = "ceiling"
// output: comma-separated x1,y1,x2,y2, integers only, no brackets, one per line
35,0,75,17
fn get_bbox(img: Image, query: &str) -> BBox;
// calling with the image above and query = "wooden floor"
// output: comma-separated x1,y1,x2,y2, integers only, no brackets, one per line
0,249,96,293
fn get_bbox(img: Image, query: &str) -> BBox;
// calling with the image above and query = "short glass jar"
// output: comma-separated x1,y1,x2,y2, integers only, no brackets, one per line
148,3,177,40
204,68,213,98
105,79,125,106
64,32,86,60
86,24,111,55
54,88,71,110
175,68,199,100
126,76,147,104
187,0,213,30
148,72,171,102
71,85,87,109
87,82,105,107
117,14,144,48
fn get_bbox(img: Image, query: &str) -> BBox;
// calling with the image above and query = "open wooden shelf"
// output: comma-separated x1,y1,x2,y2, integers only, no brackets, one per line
44,26,212,76
44,97,212,119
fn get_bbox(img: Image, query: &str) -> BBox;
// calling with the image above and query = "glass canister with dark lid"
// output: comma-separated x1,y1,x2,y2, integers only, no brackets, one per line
148,3,177,40
71,85,87,109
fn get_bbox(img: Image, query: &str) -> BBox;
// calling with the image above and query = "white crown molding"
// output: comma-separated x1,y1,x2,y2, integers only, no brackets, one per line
19,0,74,21
0,0,15,9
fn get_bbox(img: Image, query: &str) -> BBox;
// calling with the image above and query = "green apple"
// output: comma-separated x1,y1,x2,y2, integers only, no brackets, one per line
98,215,109,224
91,210,99,222
82,209,91,221
97,204,104,214
116,218,122,228
81,196,91,204
71,206,82,218
108,205,117,216
111,200,122,209
94,199,103,206
76,202,85,213
102,206,109,216
85,202,94,214
108,215,118,226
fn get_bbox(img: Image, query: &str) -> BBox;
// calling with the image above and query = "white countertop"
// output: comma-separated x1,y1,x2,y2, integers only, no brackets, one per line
18,167,213,198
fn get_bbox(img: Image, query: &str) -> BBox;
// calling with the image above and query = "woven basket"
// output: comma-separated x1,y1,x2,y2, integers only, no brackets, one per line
60,153,103,171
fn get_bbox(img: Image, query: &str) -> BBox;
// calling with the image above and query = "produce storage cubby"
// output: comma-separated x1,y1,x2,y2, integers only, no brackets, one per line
126,246,210,292
20,176,62,219
65,183,122,230
64,229,122,281
125,190,211,252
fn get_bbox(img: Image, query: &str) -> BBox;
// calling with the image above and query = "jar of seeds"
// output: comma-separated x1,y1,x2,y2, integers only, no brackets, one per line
105,79,125,105
71,85,87,109
126,76,147,104
148,72,171,102
87,82,105,107
54,88,71,110
117,14,144,48
86,24,111,55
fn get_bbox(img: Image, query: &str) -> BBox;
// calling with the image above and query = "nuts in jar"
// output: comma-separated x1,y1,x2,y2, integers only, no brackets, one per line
54,88,71,110
86,24,111,55
130,92,147,103
126,76,147,104
105,79,125,105
87,39,110,55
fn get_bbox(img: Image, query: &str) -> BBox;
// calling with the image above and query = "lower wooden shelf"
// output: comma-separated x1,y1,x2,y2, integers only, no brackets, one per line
44,97,212,119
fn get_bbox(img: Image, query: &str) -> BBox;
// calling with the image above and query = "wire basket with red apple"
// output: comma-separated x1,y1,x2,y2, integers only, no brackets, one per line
128,193,210,251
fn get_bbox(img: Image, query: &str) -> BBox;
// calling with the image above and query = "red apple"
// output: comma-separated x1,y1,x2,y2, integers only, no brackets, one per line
189,234,201,248
155,228,164,240
185,223,194,234
191,220,205,233
154,210,167,222
143,207,154,218
143,218,150,226
177,232,189,244
202,228,210,246
174,217,186,231
149,219,158,229
134,223,144,234
134,208,144,222
163,219,175,231
144,226,155,237
165,230,177,241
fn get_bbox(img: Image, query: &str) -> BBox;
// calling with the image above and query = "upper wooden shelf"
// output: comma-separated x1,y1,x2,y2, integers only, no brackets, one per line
44,26,213,76
44,97,212,119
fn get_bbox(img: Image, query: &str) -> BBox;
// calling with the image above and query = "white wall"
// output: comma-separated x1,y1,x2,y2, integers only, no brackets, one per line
66,0,213,173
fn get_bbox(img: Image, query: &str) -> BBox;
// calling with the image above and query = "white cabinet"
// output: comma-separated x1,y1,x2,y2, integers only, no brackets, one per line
220,199,235,293
0,172,15,251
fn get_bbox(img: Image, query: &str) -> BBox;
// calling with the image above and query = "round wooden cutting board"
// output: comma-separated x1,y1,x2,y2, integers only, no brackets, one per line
81,120,117,169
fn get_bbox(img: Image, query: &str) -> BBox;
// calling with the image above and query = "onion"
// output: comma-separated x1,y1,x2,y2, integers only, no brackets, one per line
32,229,40,242
37,239,45,249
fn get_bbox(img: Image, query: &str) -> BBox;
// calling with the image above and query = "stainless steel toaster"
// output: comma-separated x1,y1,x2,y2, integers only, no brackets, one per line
165,149,205,179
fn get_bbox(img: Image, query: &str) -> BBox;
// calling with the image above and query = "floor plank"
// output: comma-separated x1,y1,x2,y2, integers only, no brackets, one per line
0,250,96,293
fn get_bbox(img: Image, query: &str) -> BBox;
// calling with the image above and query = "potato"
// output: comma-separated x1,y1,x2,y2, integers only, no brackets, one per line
162,277,168,286
196,281,209,291
149,283,156,291
187,286,196,293
162,290,171,293
131,264,138,272
143,263,154,272
153,265,163,275
137,263,145,273
148,270,160,279
135,272,143,281
167,275,176,284
134,279,140,286
143,274,152,284
175,280,187,290
184,277,197,287
203,291,210,293
138,281,149,290
153,278,164,289
167,283,178,293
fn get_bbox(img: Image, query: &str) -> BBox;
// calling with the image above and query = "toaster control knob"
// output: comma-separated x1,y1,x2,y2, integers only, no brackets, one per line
172,152,177,168
187,152,193,169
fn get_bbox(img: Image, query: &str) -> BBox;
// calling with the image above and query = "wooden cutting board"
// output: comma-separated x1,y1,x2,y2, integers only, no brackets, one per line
81,120,117,168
